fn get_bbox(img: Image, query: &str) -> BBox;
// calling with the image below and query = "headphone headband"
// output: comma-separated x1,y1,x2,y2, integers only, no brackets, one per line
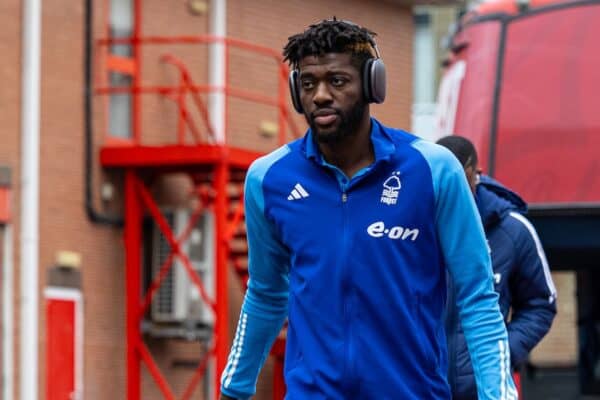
372,43,381,59
288,20,387,113
334,19,381,59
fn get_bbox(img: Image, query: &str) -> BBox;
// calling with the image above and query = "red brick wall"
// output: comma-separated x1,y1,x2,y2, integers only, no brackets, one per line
0,1,25,399
39,2,128,398
1,1,413,399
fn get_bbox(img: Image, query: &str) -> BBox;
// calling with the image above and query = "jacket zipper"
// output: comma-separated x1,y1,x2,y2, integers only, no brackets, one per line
329,162,381,395
339,164,384,394
341,188,358,396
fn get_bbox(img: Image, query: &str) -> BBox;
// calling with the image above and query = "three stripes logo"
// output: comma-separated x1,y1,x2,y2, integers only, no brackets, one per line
287,183,309,201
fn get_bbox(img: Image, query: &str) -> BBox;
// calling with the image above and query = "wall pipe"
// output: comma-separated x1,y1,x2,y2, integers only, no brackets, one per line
20,0,41,398
84,0,124,226
209,0,227,144
2,225,14,400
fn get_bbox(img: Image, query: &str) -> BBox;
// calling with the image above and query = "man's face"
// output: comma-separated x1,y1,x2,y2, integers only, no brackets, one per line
297,52,368,143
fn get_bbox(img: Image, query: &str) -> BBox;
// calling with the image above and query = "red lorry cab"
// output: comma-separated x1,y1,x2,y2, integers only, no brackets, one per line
437,0,600,205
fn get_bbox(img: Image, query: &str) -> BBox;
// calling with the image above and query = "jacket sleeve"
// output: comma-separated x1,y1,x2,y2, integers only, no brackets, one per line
220,154,290,400
505,212,557,367
417,141,518,400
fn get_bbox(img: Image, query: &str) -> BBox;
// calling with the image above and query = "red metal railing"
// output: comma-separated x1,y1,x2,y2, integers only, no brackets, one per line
95,35,301,146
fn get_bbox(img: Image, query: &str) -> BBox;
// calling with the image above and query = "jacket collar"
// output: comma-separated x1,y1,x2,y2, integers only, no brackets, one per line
303,117,396,165
475,175,528,229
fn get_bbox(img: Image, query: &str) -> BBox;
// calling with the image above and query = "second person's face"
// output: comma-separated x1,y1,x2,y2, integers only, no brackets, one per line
464,164,480,195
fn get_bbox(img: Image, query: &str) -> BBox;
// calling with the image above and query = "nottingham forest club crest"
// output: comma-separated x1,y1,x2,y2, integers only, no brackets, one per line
381,172,401,205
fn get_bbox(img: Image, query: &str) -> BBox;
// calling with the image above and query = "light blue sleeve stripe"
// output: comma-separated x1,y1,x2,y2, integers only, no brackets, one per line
220,145,291,399
412,139,518,400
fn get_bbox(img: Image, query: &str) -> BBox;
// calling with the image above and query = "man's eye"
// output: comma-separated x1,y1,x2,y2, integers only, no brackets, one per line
301,80,314,90
331,77,346,87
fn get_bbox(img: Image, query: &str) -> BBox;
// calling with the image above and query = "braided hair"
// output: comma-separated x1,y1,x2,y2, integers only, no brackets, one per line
283,18,378,70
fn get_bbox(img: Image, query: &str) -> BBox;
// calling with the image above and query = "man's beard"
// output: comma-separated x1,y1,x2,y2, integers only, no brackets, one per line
307,100,367,144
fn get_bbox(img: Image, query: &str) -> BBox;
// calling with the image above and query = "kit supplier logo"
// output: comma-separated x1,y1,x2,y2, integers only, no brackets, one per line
381,172,401,205
287,183,310,201
367,221,419,241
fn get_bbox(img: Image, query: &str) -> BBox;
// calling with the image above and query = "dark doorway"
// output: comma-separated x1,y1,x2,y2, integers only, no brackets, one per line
522,208,600,399
577,269,600,396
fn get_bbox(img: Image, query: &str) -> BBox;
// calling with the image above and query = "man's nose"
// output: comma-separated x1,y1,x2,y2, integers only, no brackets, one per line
313,82,333,105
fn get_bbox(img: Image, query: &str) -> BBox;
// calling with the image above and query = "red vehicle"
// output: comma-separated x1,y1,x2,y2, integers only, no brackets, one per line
436,0,600,397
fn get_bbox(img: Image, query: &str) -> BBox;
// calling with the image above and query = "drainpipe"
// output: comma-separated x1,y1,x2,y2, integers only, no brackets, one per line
84,0,123,226
20,0,41,399
2,225,13,400
209,0,227,144
209,2,227,398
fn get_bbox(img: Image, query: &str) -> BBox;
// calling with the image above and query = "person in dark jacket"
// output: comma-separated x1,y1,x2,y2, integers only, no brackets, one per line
437,135,558,400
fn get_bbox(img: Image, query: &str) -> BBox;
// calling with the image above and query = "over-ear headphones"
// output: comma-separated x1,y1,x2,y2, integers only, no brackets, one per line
288,24,387,114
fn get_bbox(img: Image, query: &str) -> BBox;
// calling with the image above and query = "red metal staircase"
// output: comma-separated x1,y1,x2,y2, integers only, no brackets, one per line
94,7,300,397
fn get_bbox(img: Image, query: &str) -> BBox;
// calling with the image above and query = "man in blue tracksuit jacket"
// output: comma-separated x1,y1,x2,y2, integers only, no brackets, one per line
438,136,557,400
220,20,517,399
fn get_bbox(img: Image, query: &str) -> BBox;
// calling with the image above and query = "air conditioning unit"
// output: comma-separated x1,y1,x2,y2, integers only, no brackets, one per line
150,208,215,327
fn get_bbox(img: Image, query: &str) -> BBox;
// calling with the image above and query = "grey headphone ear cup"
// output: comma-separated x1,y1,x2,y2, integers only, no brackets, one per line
363,58,386,104
367,58,386,104
369,58,386,104
289,70,304,114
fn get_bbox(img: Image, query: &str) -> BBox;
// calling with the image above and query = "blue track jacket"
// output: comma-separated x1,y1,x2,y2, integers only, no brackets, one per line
446,175,557,400
221,119,517,399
